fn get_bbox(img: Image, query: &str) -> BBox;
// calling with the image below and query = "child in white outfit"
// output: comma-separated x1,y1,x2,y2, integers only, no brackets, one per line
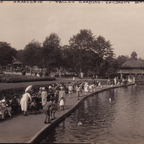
59,97,65,111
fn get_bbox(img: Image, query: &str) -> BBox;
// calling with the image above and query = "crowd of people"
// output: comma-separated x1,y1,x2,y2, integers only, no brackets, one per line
107,77,129,86
0,78,104,123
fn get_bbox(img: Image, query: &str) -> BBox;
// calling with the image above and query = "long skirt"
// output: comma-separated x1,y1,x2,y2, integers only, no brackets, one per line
20,99,28,112
84,86,88,92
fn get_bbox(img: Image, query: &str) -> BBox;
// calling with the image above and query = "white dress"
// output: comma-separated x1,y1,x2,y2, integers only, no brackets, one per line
59,99,64,106
84,84,88,92
20,92,31,111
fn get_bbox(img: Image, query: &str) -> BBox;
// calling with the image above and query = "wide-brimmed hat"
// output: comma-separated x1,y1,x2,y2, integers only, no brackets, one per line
1,99,5,103
25,85,33,93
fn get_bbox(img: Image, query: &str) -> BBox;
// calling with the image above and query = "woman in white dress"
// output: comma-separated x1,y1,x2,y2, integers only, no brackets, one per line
84,82,89,95
20,85,32,116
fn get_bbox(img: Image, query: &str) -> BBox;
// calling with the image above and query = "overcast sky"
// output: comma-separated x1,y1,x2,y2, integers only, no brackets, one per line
0,1,144,58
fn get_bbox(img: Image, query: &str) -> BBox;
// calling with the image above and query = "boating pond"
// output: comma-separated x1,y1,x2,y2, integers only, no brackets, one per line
40,85,144,144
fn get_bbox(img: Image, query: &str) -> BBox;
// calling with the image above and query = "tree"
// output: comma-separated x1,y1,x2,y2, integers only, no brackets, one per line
69,29,96,75
103,58,118,78
92,36,115,73
102,55,129,78
69,29,95,50
116,55,129,68
61,45,74,71
41,33,61,74
16,50,25,64
83,50,100,76
0,42,17,66
23,39,42,67
68,30,115,77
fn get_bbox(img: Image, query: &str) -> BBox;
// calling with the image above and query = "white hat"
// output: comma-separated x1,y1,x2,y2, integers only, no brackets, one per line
1,99,5,103
42,87,45,90
60,86,64,89
49,86,52,89
25,85,33,93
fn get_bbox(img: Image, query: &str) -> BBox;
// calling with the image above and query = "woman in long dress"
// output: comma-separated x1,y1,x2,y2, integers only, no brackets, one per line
84,82,89,95
20,86,32,116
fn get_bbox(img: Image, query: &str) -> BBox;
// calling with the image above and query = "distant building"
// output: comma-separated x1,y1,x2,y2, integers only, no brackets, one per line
12,60,25,71
117,51,144,84
12,60,24,69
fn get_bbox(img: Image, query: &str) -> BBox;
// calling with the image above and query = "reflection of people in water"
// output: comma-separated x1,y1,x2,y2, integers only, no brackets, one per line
62,121,65,129
89,98,94,106
84,100,88,113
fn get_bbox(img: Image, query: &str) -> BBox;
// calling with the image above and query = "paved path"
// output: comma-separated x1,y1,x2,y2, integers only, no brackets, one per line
0,78,109,143
0,84,112,143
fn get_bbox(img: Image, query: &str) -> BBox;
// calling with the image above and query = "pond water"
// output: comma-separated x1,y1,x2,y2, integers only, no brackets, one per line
40,85,144,144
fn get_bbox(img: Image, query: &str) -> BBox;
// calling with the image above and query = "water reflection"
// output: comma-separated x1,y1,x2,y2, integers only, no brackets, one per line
40,85,144,144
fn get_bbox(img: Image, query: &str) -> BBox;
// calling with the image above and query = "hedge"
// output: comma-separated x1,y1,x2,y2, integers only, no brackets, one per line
0,75,56,83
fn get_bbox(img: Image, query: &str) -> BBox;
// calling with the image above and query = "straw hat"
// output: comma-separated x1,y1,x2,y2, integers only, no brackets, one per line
25,85,33,93
1,99,5,103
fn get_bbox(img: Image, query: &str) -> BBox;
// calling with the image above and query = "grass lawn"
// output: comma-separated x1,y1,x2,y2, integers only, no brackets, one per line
0,74,55,83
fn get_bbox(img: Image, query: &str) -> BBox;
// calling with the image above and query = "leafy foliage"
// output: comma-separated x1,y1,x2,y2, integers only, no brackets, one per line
68,29,115,77
1,30,126,78
41,33,62,73
0,42,17,66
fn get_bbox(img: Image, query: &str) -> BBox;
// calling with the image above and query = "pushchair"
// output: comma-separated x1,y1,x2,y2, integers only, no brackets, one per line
28,97,42,114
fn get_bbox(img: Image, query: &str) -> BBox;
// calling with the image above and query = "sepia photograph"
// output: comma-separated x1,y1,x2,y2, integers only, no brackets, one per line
0,1,144,143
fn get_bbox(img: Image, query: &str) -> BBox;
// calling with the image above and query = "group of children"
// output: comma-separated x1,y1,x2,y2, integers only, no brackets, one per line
0,78,103,121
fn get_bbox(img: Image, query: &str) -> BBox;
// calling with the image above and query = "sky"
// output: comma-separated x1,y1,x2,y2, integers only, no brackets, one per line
0,1,144,58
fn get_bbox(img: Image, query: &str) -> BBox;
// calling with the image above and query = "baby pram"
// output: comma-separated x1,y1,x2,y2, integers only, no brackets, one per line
28,97,42,113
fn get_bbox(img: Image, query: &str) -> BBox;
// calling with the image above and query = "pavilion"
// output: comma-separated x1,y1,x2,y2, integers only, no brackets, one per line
12,60,25,71
117,51,144,84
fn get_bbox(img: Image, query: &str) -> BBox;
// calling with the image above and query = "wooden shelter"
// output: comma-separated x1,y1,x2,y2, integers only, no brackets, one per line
117,51,144,84
12,60,25,70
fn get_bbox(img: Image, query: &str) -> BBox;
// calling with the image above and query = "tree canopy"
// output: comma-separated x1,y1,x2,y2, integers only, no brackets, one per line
41,33,62,73
0,42,17,66
1,29,127,78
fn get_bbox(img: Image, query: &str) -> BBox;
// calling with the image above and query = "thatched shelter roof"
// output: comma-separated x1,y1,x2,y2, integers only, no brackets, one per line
121,59,144,69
